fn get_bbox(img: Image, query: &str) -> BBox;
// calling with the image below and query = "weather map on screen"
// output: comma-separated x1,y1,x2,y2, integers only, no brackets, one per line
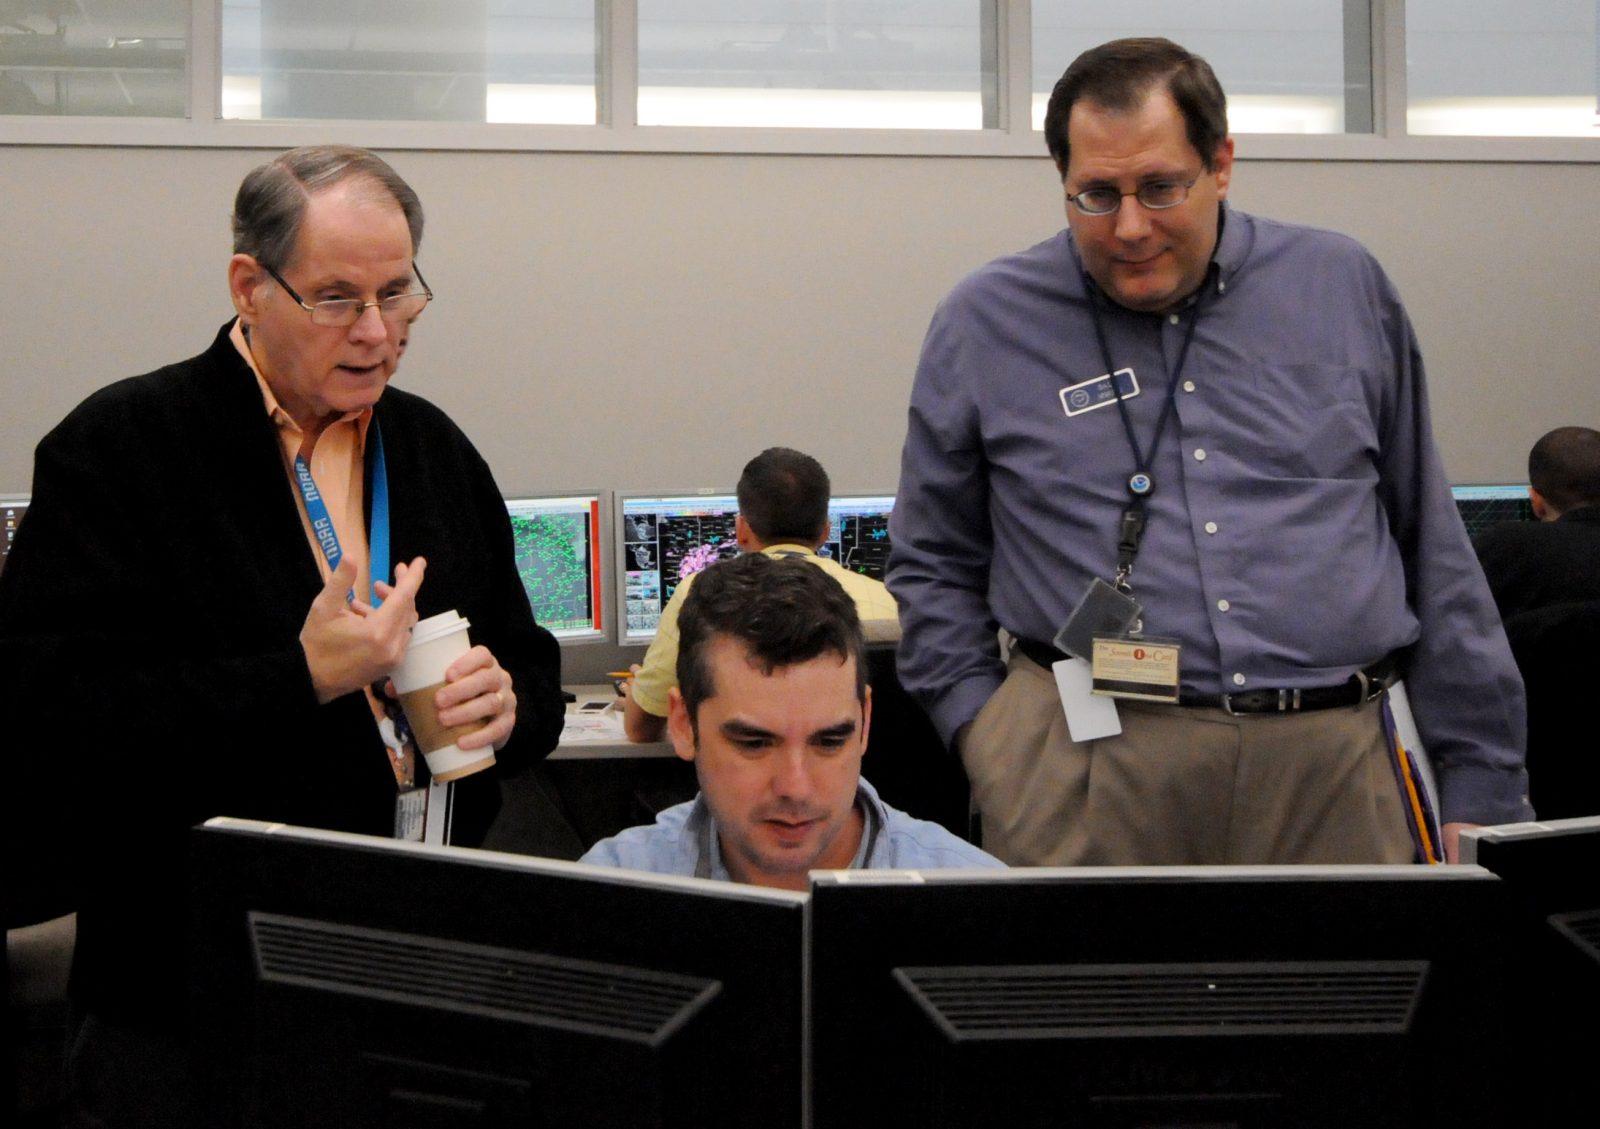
617,492,741,645
505,494,604,642
823,494,895,579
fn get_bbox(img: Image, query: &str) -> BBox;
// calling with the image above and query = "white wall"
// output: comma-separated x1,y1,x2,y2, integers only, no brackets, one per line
3,146,1597,499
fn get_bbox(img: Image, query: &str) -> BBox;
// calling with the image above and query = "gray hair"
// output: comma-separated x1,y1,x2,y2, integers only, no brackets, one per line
231,145,424,270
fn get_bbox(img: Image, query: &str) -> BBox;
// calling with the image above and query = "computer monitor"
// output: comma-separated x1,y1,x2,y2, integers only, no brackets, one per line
1,497,26,576
1462,818,1600,1121
1451,483,1534,539
822,493,895,580
504,493,607,643
615,491,740,646
191,818,806,1129
1462,816,1600,914
809,866,1518,1129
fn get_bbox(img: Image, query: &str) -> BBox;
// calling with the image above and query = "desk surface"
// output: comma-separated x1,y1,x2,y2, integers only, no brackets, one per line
553,684,675,760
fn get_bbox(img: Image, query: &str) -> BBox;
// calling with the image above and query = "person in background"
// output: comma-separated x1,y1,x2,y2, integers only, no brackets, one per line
1474,426,1600,619
1474,425,1600,819
621,446,898,743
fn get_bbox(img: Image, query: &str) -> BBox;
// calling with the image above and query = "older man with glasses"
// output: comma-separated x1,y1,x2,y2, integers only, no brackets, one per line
887,38,1530,872
0,145,569,1128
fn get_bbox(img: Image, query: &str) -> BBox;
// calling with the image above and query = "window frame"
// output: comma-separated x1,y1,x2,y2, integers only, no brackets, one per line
0,1,1593,162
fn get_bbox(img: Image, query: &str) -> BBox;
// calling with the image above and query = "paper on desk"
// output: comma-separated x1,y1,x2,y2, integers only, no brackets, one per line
560,707,628,744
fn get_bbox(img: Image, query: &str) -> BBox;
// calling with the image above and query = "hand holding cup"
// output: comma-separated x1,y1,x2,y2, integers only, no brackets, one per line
389,610,501,782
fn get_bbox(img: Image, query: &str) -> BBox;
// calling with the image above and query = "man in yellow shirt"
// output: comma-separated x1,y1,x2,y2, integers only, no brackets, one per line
623,447,898,743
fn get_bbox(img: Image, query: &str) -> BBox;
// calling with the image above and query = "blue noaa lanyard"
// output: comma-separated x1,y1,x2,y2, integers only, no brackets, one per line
292,422,391,606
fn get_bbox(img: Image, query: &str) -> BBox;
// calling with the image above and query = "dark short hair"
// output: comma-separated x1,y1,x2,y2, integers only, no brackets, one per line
1043,37,1228,177
736,447,831,545
676,553,866,734
1529,426,1600,513
232,145,424,271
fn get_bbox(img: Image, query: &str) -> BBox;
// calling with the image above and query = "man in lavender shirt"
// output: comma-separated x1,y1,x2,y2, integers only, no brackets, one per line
887,38,1530,867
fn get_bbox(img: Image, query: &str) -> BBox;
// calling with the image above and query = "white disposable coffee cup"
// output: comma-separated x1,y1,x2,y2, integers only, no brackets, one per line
389,610,496,783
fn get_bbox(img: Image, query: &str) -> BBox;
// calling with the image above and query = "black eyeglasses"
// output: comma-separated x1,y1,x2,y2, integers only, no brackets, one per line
1065,177,1200,216
263,262,433,328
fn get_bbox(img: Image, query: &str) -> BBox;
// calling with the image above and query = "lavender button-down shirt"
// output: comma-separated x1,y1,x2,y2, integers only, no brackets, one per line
888,207,1529,826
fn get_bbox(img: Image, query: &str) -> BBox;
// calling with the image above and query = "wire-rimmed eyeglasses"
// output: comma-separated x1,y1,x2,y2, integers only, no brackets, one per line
1065,177,1200,216
263,262,433,328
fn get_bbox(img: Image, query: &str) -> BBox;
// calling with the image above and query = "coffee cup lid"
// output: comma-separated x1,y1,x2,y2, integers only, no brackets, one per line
410,610,470,648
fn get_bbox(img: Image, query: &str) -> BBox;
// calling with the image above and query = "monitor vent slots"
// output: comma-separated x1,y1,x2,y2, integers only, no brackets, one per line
893,960,1427,1038
249,911,719,1044
1551,909,1600,967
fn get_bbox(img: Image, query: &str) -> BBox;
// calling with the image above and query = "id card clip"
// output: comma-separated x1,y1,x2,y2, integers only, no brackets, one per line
1056,577,1142,661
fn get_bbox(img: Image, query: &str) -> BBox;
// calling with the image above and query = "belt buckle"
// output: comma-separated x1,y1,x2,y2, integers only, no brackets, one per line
1353,668,1371,710
1221,688,1302,716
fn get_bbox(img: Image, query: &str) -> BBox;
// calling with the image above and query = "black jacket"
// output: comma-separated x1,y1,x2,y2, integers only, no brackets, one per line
0,323,563,1025
1474,505,1600,620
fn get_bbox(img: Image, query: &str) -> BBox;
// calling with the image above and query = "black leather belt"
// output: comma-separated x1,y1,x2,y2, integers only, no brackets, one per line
1013,637,1400,715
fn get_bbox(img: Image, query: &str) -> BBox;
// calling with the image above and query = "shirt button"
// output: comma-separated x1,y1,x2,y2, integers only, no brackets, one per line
1232,673,1247,686
1204,521,1219,534
1193,449,1207,462
1217,599,1231,612
1183,380,1196,393
1169,313,1180,325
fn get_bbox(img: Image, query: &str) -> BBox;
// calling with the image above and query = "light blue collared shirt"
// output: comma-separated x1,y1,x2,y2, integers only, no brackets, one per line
579,776,1004,879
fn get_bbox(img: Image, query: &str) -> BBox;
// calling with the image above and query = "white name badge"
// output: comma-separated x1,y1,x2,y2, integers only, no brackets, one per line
394,787,426,842
1054,656,1122,742
395,779,456,844
1059,367,1140,418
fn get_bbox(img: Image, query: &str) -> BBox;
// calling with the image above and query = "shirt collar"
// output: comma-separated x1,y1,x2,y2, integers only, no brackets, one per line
689,780,886,883
760,543,819,560
229,317,373,442
1210,201,1247,288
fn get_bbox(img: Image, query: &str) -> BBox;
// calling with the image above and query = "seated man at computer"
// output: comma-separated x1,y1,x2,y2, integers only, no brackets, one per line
1474,426,1600,619
584,553,1001,886
1473,425,1600,818
621,446,899,743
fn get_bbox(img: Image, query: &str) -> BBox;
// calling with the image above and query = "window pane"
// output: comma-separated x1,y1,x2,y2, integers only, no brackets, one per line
638,1,993,129
0,1,187,117
220,1,596,124
1407,0,1598,137
1032,1,1362,135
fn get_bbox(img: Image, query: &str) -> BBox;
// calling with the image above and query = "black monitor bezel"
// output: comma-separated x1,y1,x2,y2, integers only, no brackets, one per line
808,865,1518,1129
191,818,807,1128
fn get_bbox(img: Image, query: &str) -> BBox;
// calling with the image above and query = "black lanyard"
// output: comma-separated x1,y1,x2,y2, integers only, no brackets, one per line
1084,269,1210,592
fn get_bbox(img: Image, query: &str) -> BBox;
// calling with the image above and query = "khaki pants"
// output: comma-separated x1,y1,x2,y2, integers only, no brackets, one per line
962,652,1416,866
